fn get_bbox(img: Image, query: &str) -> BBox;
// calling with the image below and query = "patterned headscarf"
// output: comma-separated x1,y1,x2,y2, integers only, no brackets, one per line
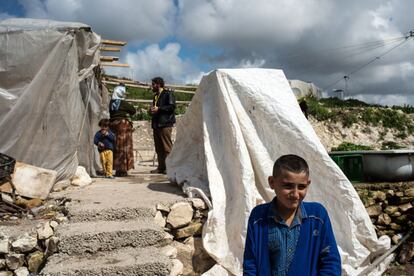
110,84,126,111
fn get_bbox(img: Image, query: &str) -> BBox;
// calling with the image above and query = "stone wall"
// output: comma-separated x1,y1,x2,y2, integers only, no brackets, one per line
355,182,414,263
0,220,63,276
0,198,68,275
154,199,216,275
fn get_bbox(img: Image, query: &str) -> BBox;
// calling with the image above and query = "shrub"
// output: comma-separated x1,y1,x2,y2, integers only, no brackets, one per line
361,108,381,127
331,142,373,151
381,141,404,150
342,114,358,128
306,96,335,121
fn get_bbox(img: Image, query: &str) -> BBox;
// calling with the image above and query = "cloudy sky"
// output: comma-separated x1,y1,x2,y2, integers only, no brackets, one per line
1,0,414,105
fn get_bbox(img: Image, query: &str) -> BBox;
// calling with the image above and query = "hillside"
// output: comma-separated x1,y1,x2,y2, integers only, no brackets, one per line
305,97,414,151
131,96,414,153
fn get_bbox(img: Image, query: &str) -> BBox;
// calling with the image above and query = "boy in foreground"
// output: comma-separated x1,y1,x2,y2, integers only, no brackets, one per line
243,154,341,275
94,119,116,179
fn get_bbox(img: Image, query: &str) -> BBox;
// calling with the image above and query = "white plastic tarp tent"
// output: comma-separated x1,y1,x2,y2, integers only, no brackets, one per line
167,69,391,275
0,18,107,180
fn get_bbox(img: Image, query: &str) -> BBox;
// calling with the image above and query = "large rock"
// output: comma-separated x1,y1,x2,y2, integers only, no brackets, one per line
399,203,412,212
156,203,170,213
5,253,24,270
13,267,29,276
190,198,207,210
172,240,194,275
27,251,44,272
154,211,166,228
160,245,177,259
0,259,5,269
372,191,386,201
390,223,402,231
169,259,184,276
167,202,193,229
366,205,382,217
174,222,203,239
37,222,54,240
384,206,399,215
11,234,37,253
0,272,13,276
0,234,9,254
45,236,59,256
405,188,414,197
12,162,57,199
376,213,391,225
49,220,59,230
70,166,92,187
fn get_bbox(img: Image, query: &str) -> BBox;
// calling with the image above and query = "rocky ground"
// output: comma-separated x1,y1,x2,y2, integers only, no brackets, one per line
1,116,413,275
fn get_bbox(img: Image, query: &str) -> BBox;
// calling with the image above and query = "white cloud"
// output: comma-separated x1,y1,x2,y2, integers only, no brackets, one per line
353,94,409,106
12,0,414,103
238,58,266,68
178,0,331,45
18,0,176,43
107,43,203,85
0,13,13,21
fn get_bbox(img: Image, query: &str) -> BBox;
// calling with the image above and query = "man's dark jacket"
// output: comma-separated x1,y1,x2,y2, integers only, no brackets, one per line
151,89,176,129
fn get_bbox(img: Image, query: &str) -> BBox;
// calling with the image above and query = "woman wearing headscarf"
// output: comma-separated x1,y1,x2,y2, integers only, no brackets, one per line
109,83,136,177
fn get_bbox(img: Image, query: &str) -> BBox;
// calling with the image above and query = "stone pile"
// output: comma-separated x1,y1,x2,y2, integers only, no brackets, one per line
355,183,414,263
155,198,216,275
0,219,63,276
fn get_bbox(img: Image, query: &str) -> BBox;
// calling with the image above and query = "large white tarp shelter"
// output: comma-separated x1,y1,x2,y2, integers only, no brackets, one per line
0,18,107,180
167,69,391,275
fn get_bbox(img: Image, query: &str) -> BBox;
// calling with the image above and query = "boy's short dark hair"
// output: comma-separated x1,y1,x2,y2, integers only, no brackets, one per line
273,154,309,177
98,118,110,128
151,77,165,88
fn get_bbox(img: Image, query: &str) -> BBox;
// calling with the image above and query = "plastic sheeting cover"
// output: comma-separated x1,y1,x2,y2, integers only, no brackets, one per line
167,69,390,275
0,18,106,180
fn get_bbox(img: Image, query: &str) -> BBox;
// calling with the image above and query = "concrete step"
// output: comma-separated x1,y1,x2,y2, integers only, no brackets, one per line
41,246,171,276
68,205,156,222
57,219,169,255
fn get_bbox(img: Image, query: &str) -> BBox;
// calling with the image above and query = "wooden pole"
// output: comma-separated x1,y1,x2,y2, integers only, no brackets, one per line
100,47,121,52
101,63,130,67
101,39,127,46
100,56,119,62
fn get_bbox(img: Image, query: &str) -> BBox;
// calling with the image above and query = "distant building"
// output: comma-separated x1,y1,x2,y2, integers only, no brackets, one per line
288,79,322,99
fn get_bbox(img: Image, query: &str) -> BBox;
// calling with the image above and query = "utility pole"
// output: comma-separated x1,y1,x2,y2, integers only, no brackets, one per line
344,76,349,99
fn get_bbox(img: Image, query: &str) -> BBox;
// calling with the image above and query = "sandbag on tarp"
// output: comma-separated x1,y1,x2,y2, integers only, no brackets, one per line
167,68,391,275
0,18,107,180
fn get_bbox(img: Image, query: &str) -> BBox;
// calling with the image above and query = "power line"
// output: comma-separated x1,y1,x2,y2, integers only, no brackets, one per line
323,30,414,91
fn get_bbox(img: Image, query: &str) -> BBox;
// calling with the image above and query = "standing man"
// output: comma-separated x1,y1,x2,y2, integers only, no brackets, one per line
150,77,176,174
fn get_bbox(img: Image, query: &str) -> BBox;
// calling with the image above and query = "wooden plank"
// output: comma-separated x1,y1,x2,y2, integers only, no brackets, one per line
101,63,130,67
102,76,198,90
102,80,196,94
101,39,127,46
103,77,139,84
100,56,119,62
100,47,121,52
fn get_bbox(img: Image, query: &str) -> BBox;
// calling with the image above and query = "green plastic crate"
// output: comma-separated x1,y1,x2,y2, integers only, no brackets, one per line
330,154,364,182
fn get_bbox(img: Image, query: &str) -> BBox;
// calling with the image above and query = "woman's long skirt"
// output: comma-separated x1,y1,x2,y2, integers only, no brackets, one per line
110,119,134,173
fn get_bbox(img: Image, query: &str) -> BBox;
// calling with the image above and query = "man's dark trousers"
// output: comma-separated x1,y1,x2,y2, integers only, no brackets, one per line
153,127,173,172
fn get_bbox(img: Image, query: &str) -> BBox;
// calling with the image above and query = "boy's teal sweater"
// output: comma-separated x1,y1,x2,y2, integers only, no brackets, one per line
243,201,341,275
